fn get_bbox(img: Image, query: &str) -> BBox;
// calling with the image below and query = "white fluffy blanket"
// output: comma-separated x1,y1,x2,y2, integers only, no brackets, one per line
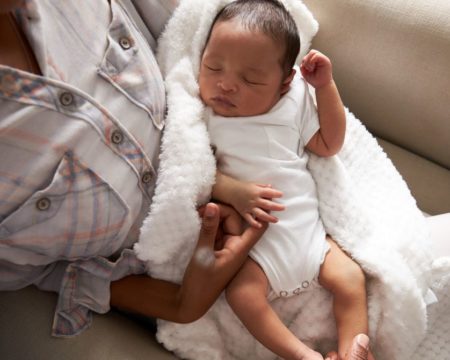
134,1,439,359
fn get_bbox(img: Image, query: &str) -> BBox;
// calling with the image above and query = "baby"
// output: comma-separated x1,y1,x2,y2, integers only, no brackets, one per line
199,1,373,360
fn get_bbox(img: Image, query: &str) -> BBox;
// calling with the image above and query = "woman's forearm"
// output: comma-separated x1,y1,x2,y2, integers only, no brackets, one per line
110,275,188,322
110,203,266,324
111,273,225,324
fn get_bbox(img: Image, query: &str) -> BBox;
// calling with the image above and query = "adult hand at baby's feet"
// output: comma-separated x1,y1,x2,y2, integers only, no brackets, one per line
177,203,268,321
325,334,371,360
347,334,371,360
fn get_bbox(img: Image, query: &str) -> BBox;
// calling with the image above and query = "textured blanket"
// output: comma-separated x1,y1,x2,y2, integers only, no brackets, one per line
134,1,442,359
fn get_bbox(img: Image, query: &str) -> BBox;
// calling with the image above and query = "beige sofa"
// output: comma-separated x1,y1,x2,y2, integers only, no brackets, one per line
304,0,450,216
1,1,449,359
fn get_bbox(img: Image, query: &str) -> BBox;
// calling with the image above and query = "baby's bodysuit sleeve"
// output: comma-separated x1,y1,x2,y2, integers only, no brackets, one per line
297,78,320,146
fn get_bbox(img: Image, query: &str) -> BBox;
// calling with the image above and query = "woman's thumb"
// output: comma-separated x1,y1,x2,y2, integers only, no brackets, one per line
197,203,220,249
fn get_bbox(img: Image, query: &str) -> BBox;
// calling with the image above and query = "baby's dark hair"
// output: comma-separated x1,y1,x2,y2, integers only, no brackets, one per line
209,0,300,77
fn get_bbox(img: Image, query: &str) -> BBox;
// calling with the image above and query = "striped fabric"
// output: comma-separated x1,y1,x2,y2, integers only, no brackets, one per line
0,0,167,336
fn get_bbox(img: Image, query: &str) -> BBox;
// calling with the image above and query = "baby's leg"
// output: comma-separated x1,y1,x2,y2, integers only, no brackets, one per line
318,237,373,360
226,258,322,360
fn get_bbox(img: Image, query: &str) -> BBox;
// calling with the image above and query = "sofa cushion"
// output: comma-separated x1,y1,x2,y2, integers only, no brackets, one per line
378,138,450,215
303,0,450,214
303,0,450,170
0,286,177,360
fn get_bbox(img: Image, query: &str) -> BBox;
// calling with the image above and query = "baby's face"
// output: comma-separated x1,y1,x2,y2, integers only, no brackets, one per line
199,20,287,117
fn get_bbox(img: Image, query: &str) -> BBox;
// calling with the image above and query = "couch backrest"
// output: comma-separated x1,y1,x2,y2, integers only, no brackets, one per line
303,0,450,170
303,0,450,214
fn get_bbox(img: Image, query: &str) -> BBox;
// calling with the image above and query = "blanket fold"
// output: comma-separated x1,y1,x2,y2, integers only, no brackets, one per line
136,1,441,359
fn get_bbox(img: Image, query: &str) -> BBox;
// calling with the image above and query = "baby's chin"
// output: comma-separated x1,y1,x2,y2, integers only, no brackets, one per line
211,105,266,118
212,107,240,117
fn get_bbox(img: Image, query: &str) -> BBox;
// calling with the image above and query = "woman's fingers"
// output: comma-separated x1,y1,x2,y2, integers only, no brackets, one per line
348,334,370,360
196,203,220,251
215,203,242,235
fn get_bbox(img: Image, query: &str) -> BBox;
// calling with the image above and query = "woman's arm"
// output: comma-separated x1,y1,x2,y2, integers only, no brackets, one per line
110,202,267,323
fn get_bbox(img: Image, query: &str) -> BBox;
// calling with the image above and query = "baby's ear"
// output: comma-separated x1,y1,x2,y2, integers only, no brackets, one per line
280,68,296,95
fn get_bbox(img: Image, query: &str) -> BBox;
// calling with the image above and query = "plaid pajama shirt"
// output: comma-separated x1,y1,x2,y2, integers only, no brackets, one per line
0,0,169,336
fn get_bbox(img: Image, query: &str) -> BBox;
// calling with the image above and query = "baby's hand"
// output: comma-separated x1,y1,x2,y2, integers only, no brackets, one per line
300,50,333,89
232,183,285,228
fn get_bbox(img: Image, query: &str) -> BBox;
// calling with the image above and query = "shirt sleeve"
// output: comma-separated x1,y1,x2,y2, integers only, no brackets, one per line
48,249,147,337
0,250,147,337
0,260,61,291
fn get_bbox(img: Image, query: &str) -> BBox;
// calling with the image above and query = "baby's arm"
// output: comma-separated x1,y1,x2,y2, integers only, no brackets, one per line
213,171,285,228
301,50,346,157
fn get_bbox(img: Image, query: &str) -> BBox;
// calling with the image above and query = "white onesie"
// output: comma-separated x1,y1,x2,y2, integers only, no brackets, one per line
207,72,330,299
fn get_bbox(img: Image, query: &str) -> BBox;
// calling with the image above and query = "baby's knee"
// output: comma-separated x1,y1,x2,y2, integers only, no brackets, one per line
225,279,250,310
225,277,269,314
225,282,255,316
336,261,366,297
324,260,366,298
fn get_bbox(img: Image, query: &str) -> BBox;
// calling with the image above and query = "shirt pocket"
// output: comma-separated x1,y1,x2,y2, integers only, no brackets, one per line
0,152,129,264
263,125,300,161
97,0,166,130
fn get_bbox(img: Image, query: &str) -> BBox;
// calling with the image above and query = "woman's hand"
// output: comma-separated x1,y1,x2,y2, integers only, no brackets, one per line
177,202,267,321
111,203,266,323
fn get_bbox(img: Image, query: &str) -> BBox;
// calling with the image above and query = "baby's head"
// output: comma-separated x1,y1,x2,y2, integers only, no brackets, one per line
199,0,300,117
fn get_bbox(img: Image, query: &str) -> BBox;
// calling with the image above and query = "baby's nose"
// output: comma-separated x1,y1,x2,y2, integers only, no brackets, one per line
218,78,237,92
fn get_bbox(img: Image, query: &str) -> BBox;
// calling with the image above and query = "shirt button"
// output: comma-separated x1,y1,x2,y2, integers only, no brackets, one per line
59,92,74,107
302,281,310,289
293,288,302,295
36,197,51,211
111,129,124,145
279,291,289,297
141,171,153,184
119,37,132,50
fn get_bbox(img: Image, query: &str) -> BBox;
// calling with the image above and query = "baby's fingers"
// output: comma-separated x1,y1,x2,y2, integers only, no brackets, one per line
259,187,283,199
302,50,318,70
243,213,263,229
253,208,279,224
257,198,285,212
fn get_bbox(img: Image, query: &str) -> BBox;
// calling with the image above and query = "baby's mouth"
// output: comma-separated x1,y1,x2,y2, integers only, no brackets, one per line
211,95,236,108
